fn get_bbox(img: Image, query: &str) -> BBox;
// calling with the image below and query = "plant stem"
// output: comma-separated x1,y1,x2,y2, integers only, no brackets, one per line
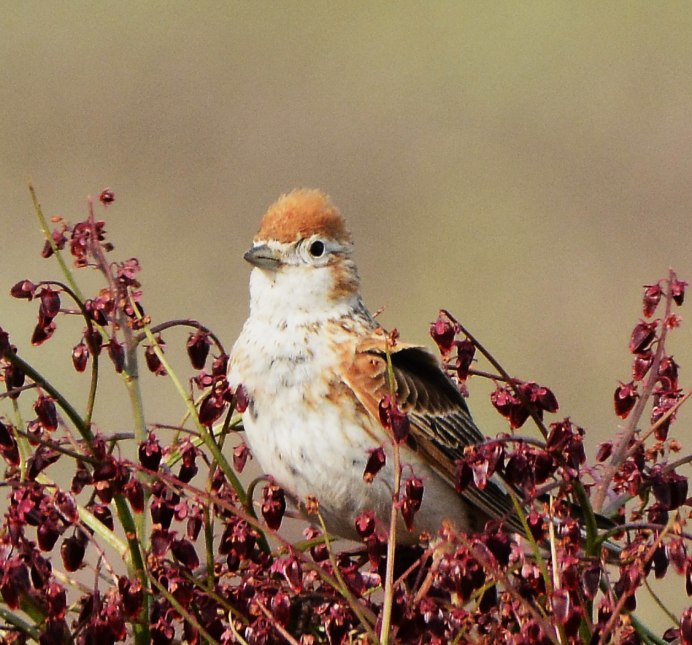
380,338,401,645
137,317,248,506
593,271,676,512
2,351,93,444
29,183,84,300
113,494,150,644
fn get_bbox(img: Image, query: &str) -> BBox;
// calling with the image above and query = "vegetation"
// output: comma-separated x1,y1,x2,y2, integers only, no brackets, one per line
0,188,689,644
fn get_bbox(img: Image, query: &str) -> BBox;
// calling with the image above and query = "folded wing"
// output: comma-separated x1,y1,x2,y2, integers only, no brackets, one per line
342,337,523,534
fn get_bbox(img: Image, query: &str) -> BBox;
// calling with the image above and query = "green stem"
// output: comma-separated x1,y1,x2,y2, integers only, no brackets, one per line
11,397,29,481
29,183,84,300
121,323,148,446
114,495,150,644
78,503,129,555
2,351,93,444
629,611,670,645
572,481,598,556
148,575,220,645
0,604,40,640
138,321,248,507
508,489,552,594
316,513,379,642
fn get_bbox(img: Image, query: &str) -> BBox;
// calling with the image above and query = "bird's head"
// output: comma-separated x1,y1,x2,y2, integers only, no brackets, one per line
244,189,362,318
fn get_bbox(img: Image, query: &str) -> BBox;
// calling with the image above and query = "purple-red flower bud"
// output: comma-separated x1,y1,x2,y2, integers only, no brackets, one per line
187,330,211,370
198,392,226,427
595,441,613,462
211,353,229,377
72,341,89,372
261,483,286,530
138,434,162,471
632,351,653,381
10,279,37,300
355,511,376,538
629,320,658,354
34,395,58,431
430,313,459,357
39,287,61,320
642,283,662,317
454,339,476,380
363,447,386,483
31,322,56,346
107,339,125,373
671,278,687,306
233,442,250,473
145,344,166,376
171,538,199,569
60,531,87,572
614,382,638,418
378,394,410,442
99,188,115,205
234,383,249,413
124,479,145,513
118,577,144,619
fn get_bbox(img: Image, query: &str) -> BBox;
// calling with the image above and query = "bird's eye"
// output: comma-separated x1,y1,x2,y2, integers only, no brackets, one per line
309,240,325,257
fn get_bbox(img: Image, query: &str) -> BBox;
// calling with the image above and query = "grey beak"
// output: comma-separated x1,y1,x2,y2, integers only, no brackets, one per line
243,244,282,270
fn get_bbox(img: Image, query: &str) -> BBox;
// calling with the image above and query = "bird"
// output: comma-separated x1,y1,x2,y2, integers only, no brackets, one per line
228,188,519,543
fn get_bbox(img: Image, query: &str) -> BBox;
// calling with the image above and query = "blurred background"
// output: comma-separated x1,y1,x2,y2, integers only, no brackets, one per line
1,2,690,632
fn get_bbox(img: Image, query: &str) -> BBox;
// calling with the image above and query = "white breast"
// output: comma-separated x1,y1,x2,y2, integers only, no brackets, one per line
229,268,468,541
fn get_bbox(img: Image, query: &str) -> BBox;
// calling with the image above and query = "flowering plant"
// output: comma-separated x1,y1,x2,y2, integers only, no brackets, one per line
0,188,688,644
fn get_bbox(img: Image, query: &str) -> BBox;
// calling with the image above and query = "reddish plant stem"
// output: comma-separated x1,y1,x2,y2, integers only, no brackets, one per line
593,271,676,513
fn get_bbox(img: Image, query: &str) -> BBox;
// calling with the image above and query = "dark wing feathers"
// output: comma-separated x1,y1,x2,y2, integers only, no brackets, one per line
345,340,523,533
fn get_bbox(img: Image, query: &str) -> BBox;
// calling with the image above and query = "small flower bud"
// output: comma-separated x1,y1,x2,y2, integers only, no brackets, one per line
632,350,653,381
671,277,687,306
595,441,613,462
642,283,662,317
629,320,658,354
60,531,87,572
429,312,459,356
355,511,376,538
186,330,211,369
124,479,144,513
198,392,226,427
614,382,638,418
378,394,410,442
455,339,475,380
99,188,115,205
38,287,60,319
107,339,125,373
91,504,114,530
233,442,250,472
72,341,89,372
31,322,56,346
10,279,37,300
363,446,386,483
261,483,286,530
4,363,25,399
171,538,199,569
234,384,249,413
84,329,102,356
145,344,166,376
139,434,162,471
34,395,58,431
211,353,229,376
0,328,10,356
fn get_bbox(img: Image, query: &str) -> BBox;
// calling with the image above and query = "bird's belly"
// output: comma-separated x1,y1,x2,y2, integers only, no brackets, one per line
243,388,468,542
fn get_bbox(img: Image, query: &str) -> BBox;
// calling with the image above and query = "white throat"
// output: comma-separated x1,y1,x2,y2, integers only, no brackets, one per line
248,264,361,325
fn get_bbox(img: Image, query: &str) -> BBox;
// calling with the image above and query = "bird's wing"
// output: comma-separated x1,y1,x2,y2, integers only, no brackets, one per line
341,336,521,532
